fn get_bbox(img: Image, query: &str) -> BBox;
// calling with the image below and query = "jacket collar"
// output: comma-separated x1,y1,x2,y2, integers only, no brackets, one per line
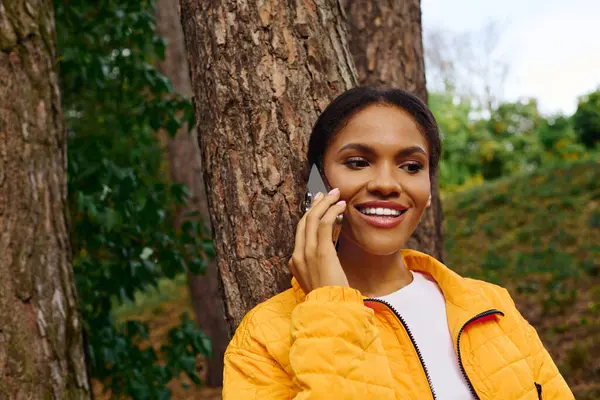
291,249,500,338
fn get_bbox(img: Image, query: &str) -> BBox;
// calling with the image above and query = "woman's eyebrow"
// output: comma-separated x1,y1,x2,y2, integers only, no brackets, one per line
337,143,427,157
337,143,376,155
397,146,428,157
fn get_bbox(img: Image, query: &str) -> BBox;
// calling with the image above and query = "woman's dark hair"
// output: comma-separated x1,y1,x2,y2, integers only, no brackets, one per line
307,86,442,177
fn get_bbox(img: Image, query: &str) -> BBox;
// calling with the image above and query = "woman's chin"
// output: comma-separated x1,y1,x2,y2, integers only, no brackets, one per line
340,233,406,256
363,242,405,256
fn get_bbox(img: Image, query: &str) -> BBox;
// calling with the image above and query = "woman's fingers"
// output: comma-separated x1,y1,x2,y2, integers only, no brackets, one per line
290,210,307,284
290,188,345,293
317,200,346,254
293,211,308,263
310,189,340,218
291,191,325,291
304,189,341,260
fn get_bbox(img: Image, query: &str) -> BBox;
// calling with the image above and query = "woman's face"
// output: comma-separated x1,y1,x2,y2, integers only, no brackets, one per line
323,104,431,255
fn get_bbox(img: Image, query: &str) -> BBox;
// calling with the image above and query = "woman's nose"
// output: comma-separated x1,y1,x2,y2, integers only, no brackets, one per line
365,167,401,197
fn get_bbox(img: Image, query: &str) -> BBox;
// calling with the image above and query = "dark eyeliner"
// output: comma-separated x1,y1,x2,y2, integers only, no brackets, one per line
344,157,369,169
400,161,423,174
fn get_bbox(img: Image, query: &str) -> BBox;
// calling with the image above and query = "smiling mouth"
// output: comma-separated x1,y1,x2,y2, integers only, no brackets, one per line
354,206,407,218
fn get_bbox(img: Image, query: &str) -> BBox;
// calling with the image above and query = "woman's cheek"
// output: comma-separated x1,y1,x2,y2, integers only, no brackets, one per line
406,175,431,207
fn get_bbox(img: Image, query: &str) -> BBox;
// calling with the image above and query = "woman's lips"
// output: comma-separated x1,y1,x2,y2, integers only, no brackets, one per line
354,207,407,229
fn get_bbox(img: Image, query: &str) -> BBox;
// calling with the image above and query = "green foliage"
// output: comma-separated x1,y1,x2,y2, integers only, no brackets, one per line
54,1,210,398
430,92,596,192
483,99,542,178
539,115,572,149
445,159,600,308
573,88,600,149
429,92,483,188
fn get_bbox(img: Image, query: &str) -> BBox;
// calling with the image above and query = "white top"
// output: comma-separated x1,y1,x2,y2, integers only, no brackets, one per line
376,271,474,400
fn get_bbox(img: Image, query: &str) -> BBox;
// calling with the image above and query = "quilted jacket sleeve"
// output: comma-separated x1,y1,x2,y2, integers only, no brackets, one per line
523,320,574,399
502,289,575,399
223,286,397,399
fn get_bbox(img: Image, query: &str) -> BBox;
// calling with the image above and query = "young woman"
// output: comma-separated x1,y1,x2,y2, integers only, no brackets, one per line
222,87,573,399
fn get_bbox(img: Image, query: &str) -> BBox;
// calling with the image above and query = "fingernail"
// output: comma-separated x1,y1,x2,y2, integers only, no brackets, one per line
336,200,346,206
314,192,324,201
329,188,340,195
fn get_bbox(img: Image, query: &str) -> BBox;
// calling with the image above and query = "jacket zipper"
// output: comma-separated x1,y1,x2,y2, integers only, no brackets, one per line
456,309,505,400
364,298,437,400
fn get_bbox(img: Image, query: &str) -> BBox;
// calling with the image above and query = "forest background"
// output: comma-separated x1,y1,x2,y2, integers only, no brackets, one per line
0,0,598,399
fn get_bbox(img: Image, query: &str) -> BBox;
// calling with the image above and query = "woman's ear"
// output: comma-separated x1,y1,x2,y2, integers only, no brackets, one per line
426,194,431,208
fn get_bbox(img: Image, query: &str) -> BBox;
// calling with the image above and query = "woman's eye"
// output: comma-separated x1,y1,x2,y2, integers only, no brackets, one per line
400,162,423,174
344,158,369,169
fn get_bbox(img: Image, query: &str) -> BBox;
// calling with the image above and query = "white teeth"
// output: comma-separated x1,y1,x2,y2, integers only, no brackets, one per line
360,207,403,216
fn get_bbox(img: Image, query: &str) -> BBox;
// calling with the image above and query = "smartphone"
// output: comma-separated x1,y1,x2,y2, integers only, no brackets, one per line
302,164,343,247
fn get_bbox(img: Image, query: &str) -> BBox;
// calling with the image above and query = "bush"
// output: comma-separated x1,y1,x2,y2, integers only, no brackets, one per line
573,89,600,149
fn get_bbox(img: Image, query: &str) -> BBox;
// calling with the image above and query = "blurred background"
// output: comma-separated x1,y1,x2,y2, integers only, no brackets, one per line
424,0,600,115
1,0,598,399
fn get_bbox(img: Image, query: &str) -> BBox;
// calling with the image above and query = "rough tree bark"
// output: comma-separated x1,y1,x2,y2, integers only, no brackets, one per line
343,0,445,261
180,0,358,332
0,1,91,398
154,0,228,387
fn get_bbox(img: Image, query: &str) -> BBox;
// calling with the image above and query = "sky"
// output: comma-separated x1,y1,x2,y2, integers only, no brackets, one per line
421,0,600,115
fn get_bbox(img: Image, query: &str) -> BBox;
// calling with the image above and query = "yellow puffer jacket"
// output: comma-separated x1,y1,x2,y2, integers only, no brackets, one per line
223,250,573,399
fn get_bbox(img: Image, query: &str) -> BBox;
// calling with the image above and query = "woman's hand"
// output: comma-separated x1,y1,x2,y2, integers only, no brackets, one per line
288,188,349,294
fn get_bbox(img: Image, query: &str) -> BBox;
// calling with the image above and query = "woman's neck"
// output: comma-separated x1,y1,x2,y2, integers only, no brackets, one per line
337,238,413,298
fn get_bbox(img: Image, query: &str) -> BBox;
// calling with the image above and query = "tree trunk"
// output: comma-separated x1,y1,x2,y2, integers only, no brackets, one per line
154,0,228,387
179,0,358,332
343,0,444,261
0,1,91,398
